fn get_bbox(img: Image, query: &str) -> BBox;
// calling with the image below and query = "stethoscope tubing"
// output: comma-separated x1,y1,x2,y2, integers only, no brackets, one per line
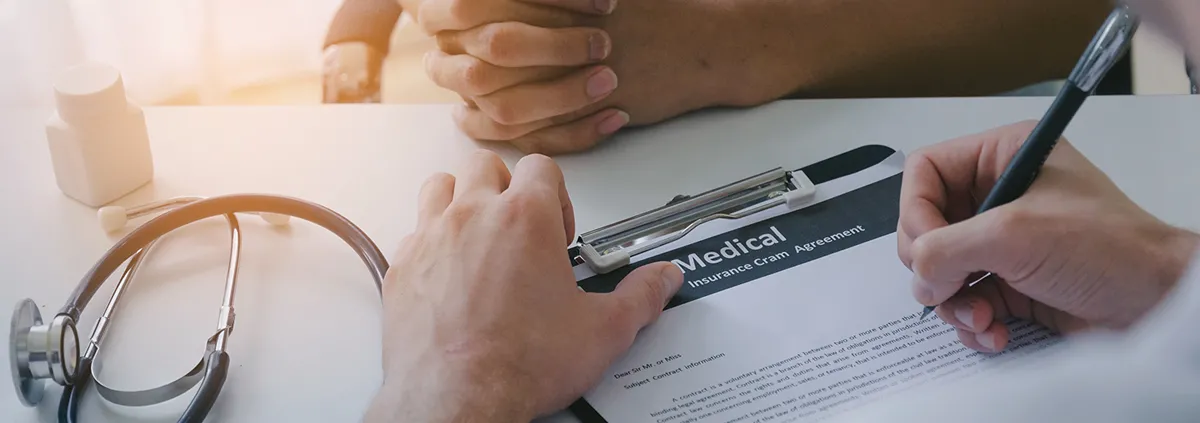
50,194,389,423
60,194,389,320
59,351,229,423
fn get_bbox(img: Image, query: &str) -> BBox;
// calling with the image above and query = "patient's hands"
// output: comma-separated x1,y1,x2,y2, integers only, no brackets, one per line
364,151,684,422
419,0,761,154
897,121,1200,354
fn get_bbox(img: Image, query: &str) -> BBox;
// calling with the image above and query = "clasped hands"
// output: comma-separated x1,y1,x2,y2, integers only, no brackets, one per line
405,0,750,154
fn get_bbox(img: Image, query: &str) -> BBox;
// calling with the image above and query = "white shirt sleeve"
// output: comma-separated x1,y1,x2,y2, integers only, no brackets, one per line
824,252,1200,423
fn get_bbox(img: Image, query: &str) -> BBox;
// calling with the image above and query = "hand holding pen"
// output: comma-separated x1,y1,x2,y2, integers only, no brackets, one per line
916,6,1141,319
894,6,1200,353
895,122,1200,353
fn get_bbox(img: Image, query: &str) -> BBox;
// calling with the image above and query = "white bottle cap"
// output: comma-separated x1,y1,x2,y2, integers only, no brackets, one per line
53,62,128,124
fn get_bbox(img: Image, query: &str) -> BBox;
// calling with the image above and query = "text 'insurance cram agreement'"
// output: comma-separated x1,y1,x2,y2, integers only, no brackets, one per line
572,155,1064,423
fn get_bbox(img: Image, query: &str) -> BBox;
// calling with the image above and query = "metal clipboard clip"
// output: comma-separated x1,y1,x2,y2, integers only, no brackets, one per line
576,168,817,274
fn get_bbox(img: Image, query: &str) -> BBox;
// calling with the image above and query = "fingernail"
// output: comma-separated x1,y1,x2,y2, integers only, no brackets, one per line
911,275,935,305
660,265,684,306
975,332,997,352
588,32,610,61
919,286,934,305
594,0,616,14
422,51,433,74
597,111,629,135
952,300,977,331
586,68,618,99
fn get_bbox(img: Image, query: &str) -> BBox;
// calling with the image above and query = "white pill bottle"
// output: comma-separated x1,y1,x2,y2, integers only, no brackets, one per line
45,63,154,207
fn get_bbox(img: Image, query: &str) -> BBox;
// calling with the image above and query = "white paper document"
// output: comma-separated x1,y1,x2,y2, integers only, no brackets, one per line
571,153,1064,423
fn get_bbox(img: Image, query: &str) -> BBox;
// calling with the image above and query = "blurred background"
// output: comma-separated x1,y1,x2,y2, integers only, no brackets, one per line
0,0,1193,108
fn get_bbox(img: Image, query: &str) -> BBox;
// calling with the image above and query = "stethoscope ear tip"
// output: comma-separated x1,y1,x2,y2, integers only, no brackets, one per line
97,206,129,233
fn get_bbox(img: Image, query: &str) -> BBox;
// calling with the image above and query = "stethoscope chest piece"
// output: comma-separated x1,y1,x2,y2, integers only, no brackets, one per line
10,298,80,406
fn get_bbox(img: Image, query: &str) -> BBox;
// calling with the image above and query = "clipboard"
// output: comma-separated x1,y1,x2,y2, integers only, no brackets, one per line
566,144,901,423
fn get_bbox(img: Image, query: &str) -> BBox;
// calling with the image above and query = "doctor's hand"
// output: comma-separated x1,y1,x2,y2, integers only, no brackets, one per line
364,151,684,422
897,120,1200,354
427,0,758,154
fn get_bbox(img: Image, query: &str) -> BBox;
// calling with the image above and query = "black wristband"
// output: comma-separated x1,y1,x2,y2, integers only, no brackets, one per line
1188,60,1198,95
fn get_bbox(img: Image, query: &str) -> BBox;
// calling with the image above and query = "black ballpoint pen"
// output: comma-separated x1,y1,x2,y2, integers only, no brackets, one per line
919,6,1140,320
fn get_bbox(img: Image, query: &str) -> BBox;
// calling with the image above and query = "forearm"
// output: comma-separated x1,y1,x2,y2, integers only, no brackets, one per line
364,356,535,423
711,0,1113,103
364,385,530,423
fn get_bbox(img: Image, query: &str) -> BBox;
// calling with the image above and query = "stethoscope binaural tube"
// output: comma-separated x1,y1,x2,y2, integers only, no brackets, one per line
12,194,390,422
61,194,389,320
67,212,239,423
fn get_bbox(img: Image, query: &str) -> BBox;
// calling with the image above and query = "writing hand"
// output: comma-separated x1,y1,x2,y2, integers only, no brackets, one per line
897,121,1200,353
364,151,684,422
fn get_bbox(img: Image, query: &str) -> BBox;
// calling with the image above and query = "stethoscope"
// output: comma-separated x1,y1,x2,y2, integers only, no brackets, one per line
9,194,390,422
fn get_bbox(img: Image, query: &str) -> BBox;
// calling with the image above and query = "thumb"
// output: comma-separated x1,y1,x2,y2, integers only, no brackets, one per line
606,262,685,334
909,208,1032,306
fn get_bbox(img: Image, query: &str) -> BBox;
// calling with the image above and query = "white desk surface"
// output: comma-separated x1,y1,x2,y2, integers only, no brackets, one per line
3,95,1200,422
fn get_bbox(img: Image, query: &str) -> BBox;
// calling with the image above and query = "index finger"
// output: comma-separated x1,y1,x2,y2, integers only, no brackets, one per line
437,23,611,67
900,133,999,245
900,121,1041,247
508,154,576,245
517,0,616,15
898,150,953,246
417,0,592,34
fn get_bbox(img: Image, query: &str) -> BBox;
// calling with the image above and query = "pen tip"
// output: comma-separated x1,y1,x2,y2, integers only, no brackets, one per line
919,307,934,320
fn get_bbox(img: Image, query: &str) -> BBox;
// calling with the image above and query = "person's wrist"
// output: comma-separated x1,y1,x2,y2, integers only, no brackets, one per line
611,0,748,112
367,351,537,423
1154,225,1200,299
1113,221,1200,329
701,0,820,107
